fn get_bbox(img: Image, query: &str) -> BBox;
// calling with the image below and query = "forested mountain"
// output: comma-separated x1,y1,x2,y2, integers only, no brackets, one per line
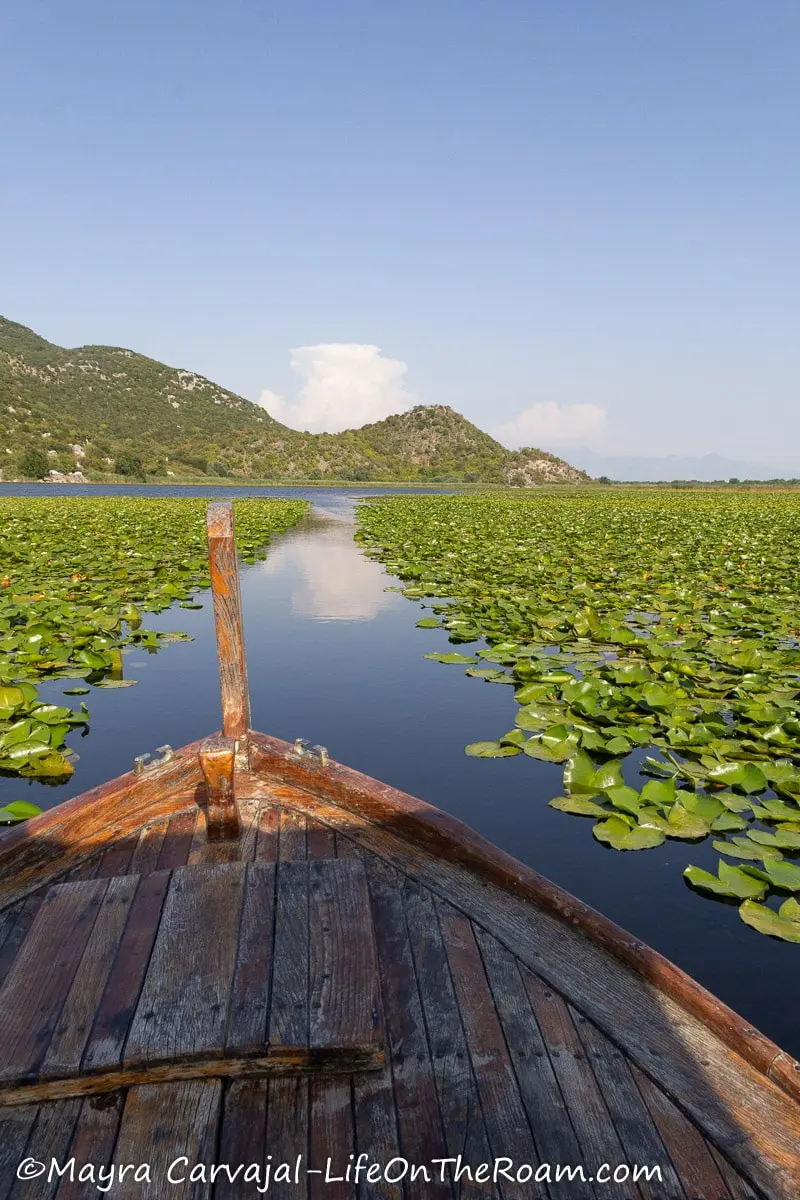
0,317,587,485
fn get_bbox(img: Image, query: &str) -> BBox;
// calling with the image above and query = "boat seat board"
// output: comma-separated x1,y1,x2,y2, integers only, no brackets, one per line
0,858,385,1106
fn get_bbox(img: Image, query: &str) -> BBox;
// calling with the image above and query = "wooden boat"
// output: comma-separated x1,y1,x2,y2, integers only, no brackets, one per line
0,501,798,1200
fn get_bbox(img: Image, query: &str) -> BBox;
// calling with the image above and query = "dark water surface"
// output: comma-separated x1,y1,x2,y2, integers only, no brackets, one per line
1,484,798,1057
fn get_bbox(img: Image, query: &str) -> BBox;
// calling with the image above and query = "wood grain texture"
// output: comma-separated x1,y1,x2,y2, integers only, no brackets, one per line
0,897,42,992
7,1099,82,1200
96,835,138,879
0,1106,39,1200
362,855,450,1200
224,863,275,1056
247,732,800,1109
260,775,800,1196
43,875,138,1078
308,860,383,1060
113,1080,222,1200
473,927,592,1200
633,1067,730,1200
82,870,171,1073
129,819,169,876
154,810,198,872
0,879,108,1084
215,1079,268,1199
435,900,541,1185
125,864,245,1067
198,734,240,842
706,1145,760,1200
403,879,495,1200
309,1079,355,1200
278,807,306,862
520,970,635,1200
572,1011,686,1200
264,1078,308,1200
307,819,336,860
207,501,251,742
269,861,309,1051
255,805,280,861
54,1092,125,1200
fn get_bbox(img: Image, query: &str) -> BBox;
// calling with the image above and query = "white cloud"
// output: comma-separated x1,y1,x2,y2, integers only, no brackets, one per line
492,402,607,448
258,344,416,433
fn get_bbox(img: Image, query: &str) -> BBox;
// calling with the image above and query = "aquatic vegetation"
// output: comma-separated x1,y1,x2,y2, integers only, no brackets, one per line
0,497,307,786
357,490,800,940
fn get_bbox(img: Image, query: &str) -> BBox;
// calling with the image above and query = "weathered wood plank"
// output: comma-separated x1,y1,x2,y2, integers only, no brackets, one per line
129,818,169,876
215,1079,268,1198
0,1107,39,1200
352,1069,403,1200
82,870,171,1073
207,501,251,742
435,901,541,1182
706,1144,760,1200
278,808,307,862
255,805,280,861
199,734,240,843
473,926,592,1200
113,1080,222,1200
633,1067,731,1200
225,863,276,1056
125,864,245,1067
309,1079,355,1200
96,835,138,879
264,1079,308,1200
571,1009,687,1200
269,861,309,1051
309,860,383,1062
154,810,197,872
307,819,336,860
43,875,139,1078
361,855,449,1199
8,1099,82,1200
54,1092,126,1200
404,880,494,1200
521,970,636,1200
0,880,108,1084
0,897,42,991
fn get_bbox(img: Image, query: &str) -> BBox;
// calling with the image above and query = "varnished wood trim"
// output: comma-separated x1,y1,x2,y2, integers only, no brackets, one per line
198,734,240,842
207,501,251,743
0,740,207,910
247,731,800,1109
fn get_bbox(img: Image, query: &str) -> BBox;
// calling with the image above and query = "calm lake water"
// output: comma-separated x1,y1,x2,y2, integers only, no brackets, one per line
1,483,798,1056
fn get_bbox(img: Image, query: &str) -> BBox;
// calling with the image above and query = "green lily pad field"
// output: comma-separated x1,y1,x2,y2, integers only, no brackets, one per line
356,489,800,940
0,497,307,804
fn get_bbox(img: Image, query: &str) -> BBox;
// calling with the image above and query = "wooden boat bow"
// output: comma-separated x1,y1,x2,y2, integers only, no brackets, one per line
0,501,797,1198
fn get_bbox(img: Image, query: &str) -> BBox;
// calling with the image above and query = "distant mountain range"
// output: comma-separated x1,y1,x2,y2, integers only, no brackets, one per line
564,447,800,483
0,316,587,486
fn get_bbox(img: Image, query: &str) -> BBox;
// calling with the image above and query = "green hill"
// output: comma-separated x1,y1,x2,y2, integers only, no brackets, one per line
0,316,588,485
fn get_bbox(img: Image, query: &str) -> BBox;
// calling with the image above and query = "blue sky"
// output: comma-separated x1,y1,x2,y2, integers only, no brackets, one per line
3,1,799,464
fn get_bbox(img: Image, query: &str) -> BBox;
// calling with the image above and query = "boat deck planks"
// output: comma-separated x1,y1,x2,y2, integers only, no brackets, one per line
0,794,794,1198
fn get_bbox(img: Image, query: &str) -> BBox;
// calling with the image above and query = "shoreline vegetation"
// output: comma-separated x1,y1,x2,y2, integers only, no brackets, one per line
4,474,800,491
